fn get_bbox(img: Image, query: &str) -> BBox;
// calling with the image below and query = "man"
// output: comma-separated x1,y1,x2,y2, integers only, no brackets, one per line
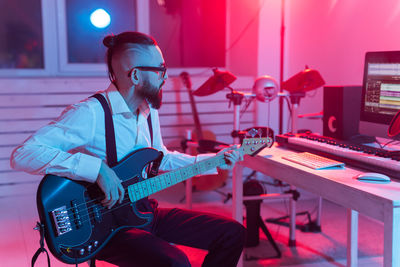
11,31,245,267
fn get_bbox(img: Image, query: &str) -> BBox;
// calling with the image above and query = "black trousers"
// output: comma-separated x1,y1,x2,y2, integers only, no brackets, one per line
96,207,246,267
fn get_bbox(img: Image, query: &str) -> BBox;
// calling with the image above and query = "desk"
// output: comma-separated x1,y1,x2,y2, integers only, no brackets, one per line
233,144,400,267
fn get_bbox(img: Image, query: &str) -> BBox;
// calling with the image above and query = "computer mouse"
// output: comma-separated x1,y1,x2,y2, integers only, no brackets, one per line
356,172,391,183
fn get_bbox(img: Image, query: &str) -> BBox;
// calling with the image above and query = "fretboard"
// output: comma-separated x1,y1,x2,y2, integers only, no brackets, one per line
127,154,226,202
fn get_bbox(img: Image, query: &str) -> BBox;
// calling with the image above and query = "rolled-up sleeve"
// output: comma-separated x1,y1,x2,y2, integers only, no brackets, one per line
10,102,102,183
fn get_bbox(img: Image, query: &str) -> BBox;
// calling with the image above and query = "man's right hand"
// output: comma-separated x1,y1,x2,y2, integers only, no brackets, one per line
96,161,125,209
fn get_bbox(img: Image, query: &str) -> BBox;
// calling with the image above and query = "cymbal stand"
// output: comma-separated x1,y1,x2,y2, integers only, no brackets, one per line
265,92,322,237
226,89,254,144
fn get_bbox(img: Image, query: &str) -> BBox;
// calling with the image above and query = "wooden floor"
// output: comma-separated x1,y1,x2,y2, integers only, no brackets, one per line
0,187,384,267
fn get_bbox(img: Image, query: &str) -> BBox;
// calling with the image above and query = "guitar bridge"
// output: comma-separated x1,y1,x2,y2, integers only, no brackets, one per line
51,206,72,236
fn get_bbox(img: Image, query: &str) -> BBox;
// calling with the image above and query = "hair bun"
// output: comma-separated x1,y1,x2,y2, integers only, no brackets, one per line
103,35,117,48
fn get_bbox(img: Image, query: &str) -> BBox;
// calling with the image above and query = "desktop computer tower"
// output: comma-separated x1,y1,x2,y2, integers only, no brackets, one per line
323,85,362,140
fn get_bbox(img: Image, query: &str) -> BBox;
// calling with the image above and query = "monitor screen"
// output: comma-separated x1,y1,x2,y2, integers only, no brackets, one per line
359,51,400,139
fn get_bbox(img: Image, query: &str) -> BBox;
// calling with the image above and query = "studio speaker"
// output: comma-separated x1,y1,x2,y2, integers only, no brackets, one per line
323,85,362,140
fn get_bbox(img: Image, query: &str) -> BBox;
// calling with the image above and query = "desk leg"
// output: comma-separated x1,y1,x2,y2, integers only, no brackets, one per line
289,185,296,246
383,204,400,267
233,164,244,267
347,209,358,267
316,196,322,227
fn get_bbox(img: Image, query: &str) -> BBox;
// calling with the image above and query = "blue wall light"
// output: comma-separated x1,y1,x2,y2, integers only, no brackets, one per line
90,8,111,28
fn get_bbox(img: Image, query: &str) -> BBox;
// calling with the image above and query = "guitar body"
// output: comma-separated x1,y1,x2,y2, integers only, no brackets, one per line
36,147,163,264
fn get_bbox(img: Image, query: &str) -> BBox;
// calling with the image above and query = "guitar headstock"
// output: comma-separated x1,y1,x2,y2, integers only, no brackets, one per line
240,128,274,156
179,71,192,91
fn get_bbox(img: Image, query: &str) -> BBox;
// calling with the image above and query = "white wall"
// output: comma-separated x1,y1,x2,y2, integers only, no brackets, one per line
286,0,400,133
256,0,283,133
258,0,400,134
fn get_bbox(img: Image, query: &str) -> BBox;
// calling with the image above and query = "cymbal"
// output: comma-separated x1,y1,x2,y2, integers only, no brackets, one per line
282,68,325,93
388,110,400,137
193,68,237,96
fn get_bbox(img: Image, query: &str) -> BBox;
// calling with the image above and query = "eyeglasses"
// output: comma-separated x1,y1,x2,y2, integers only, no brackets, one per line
128,66,167,79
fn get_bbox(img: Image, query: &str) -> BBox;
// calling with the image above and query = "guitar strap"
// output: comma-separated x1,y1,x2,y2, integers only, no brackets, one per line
91,93,154,165
92,94,118,166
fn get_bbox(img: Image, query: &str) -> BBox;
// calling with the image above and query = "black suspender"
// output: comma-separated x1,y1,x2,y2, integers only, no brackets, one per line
92,94,154,167
147,113,153,147
92,94,118,167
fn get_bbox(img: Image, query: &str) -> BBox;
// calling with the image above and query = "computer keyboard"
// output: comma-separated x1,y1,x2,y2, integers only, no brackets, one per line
282,152,345,170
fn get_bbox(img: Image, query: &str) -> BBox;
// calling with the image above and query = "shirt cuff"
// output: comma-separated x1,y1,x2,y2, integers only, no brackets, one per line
75,153,102,183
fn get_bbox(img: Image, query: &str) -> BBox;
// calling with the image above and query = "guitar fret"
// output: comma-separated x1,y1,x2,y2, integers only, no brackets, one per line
160,176,167,190
145,179,152,195
149,178,156,194
169,172,177,185
193,165,200,175
133,183,140,200
165,174,172,187
155,176,162,191
138,182,145,199
128,186,135,202
141,180,147,196
175,170,182,183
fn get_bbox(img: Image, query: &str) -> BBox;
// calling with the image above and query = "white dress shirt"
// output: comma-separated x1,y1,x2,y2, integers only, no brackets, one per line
10,83,215,183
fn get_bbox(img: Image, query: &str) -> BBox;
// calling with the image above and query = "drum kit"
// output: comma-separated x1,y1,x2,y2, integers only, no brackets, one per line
192,66,324,138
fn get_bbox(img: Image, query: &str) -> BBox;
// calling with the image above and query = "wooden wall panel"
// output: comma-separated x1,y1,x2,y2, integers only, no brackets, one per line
0,76,256,196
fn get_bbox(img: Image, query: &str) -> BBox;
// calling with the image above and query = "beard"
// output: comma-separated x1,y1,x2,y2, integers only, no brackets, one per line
136,80,163,109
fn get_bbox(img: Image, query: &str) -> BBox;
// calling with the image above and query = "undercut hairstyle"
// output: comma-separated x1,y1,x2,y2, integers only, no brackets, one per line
103,32,157,83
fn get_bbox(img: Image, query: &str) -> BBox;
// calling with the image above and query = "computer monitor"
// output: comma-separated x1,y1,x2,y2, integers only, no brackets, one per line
359,51,400,140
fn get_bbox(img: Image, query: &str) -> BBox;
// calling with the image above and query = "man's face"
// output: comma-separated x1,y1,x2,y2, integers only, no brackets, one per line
129,45,167,109
135,78,163,109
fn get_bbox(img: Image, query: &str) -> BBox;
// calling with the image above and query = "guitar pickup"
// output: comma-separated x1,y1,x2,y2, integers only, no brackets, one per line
51,206,72,236
71,200,82,228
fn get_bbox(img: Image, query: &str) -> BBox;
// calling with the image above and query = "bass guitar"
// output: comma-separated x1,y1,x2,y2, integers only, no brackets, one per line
36,134,273,264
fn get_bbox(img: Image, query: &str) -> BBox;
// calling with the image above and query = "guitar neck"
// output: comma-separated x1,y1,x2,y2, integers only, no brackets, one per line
188,93,204,140
127,153,226,202
180,71,204,140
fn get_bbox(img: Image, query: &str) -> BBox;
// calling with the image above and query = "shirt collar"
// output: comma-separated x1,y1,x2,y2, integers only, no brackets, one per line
105,83,151,118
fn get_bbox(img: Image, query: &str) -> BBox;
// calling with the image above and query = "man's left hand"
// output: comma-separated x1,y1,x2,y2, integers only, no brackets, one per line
218,145,244,170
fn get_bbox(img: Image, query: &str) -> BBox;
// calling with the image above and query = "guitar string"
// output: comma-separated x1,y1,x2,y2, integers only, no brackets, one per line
56,145,264,227
57,142,267,220
60,172,185,218
61,171,207,225
59,155,227,214
65,172,193,224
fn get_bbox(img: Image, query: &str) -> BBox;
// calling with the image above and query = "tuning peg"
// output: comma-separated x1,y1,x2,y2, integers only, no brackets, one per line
248,128,258,138
258,128,263,138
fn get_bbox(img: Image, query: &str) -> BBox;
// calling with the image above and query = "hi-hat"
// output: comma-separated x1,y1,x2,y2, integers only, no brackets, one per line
388,109,400,137
193,68,237,96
